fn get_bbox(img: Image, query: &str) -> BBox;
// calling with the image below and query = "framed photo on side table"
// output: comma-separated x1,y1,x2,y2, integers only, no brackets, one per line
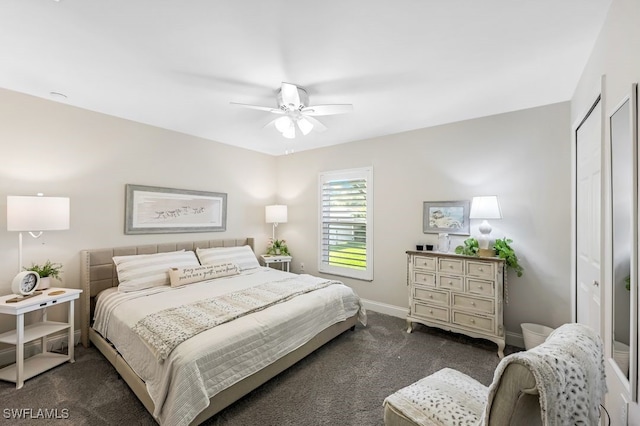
125,184,227,234
423,200,470,235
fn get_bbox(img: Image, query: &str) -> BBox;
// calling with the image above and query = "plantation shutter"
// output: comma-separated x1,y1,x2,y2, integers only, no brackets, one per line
318,167,373,281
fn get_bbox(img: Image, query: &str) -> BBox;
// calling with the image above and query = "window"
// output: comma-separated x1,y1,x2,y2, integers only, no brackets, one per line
318,167,373,281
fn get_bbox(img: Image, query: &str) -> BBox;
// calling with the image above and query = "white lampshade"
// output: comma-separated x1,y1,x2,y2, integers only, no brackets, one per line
7,196,70,231
469,196,502,219
265,205,288,224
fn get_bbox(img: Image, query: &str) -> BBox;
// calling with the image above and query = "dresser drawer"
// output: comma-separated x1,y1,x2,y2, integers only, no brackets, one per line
438,258,464,275
452,311,494,333
413,287,448,305
466,278,495,297
437,274,464,291
452,294,494,314
413,271,436,286
466,260,494,279
413,256,436,271
413,302,449,322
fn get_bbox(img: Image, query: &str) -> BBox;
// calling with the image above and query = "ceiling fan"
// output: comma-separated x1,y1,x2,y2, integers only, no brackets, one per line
231,82,353,139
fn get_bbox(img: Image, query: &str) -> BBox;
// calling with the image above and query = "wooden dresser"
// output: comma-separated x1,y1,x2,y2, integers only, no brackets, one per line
406,251,506,358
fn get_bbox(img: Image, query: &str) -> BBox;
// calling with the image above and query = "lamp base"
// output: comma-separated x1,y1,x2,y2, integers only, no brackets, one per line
478,248,496,258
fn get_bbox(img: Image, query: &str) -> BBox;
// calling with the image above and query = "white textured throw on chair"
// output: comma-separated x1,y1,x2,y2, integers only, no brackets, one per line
382,322,606,426
484,322,607,425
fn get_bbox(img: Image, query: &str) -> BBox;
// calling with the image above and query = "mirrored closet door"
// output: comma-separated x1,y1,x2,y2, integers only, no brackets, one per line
609,83,638,400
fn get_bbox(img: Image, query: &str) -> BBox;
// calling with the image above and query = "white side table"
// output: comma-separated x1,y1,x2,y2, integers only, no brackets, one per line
0,288,82,389
260,254,292,272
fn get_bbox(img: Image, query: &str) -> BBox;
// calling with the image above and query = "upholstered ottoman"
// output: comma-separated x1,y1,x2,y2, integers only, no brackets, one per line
383,368,488,426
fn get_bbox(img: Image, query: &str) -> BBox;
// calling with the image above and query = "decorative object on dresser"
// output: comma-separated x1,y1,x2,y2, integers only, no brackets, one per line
265,204,288,240
423,200,470,235
456,237,524,277
406,250,506,358
0,288,82,389
124,184,227,234
6,194,70,272
469,195,502,257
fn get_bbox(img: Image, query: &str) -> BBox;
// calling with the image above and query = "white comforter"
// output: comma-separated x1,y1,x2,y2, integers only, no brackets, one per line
93,267,365,426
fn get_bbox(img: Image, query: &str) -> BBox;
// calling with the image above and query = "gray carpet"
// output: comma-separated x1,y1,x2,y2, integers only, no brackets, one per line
0,312,518,425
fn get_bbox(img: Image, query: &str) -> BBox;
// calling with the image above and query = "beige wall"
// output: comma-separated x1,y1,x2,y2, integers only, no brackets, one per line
571,0,640,422
1,72,574,357
0,88,277,339
275,102,572,343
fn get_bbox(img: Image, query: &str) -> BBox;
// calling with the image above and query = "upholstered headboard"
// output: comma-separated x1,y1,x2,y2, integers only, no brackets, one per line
79,237,255,348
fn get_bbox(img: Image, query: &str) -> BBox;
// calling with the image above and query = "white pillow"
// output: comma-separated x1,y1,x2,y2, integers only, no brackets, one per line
196,245,260,271
168,262,239,287
114,250,199,292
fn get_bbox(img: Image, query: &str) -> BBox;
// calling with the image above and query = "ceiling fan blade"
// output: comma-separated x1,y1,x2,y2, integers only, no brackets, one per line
300,104,354,116
303,116,328,133
230,102,284,114
296,117,313,135
280,82,301,108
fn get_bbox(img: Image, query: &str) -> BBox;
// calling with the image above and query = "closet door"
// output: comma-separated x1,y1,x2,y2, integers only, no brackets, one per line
575,97,602,333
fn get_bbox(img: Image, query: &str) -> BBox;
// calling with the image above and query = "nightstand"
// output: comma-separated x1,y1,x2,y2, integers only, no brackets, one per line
260,254,292,272
0,287,82,389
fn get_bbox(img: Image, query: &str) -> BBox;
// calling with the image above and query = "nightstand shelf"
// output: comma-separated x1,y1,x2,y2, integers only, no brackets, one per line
0,321,70,345
0,288,81,389
0,352,69,383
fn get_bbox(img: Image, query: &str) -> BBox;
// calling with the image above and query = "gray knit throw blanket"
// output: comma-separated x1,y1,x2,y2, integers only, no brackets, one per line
133,275,339,361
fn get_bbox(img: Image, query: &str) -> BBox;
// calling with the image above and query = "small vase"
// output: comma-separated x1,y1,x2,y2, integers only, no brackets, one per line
37,276,51,290
275,248,281,255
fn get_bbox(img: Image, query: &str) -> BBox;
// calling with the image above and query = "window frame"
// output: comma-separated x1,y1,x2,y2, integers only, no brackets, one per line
317,166,373,281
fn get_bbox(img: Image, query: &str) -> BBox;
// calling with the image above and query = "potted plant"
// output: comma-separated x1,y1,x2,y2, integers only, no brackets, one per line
454,237,479,257
267,239,290,256
455,237,524,277
24,260,63,290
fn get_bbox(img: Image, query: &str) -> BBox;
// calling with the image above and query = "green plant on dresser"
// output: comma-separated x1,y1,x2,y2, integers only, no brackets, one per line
455,237,523,277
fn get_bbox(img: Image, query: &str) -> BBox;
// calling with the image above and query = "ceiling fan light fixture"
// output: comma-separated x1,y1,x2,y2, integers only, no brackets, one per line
274,116,292,133
282,125,296,139
297,117,313,135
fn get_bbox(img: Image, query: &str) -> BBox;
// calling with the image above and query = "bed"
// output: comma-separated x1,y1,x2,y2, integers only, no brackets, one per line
80,237,364,425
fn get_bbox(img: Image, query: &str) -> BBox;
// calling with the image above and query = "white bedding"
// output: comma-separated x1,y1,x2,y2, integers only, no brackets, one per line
93,267,365,426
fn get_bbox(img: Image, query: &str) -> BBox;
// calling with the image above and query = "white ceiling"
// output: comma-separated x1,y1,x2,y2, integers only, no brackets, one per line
1,0,611,156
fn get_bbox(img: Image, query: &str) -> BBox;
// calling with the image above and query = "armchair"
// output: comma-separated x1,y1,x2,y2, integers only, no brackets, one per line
383,323,606,425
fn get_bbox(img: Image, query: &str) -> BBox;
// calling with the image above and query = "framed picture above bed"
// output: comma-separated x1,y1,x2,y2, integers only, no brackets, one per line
124,184,227,234
423,200,470,235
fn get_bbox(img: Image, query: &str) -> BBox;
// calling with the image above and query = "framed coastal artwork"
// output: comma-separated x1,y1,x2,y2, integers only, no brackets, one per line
125,184,227,234
423,200,470,235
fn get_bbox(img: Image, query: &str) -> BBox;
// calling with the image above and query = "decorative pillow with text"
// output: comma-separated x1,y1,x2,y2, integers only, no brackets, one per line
169,262,240,287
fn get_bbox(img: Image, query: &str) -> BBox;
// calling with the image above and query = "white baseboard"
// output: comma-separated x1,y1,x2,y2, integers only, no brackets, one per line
361,299,408,319
0,330,81,368
361,299,525,349
506,331,525,349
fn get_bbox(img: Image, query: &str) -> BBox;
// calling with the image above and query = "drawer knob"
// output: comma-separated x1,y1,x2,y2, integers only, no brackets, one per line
479,267,483,271
429,310,433,314
478,286,483,290
470,319,475,324
449,265,453,268
471,302,476,306
429,295,433,298
448,281,453,285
